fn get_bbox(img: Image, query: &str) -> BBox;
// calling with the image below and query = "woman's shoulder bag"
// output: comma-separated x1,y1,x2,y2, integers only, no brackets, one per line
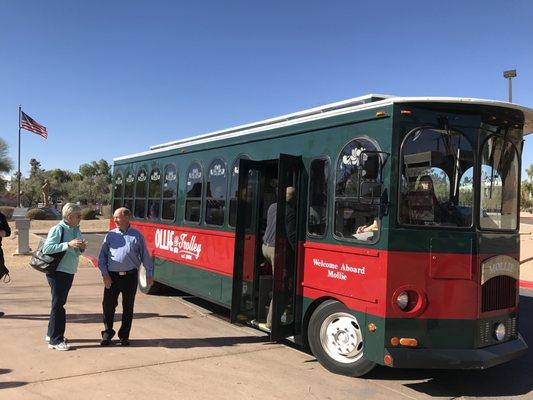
29,225,66,274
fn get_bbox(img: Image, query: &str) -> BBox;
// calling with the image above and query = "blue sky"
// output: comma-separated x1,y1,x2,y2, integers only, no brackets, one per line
1,0,532,178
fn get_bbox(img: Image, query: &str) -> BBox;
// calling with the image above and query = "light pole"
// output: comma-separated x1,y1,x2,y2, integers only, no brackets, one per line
503,69,517,103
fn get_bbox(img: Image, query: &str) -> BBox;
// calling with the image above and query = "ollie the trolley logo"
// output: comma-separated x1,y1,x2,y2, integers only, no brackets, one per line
154,229,203,260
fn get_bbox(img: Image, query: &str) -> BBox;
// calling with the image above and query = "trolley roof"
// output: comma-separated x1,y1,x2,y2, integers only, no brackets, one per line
114,94,533,162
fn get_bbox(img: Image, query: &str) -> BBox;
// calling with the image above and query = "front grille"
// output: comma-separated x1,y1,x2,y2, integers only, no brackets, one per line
478,316,518,347
481,275,517,312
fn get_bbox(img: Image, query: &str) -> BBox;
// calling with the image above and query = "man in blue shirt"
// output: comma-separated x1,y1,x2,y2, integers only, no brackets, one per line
98,207,153,346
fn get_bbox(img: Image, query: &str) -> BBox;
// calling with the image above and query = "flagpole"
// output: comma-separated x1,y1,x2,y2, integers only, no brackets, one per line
17,105,21,208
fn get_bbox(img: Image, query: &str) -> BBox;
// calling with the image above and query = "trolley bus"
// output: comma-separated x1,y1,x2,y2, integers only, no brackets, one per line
112,94,532,376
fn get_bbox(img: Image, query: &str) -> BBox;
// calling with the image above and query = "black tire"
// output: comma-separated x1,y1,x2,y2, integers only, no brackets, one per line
138,263,163,294
308,300,376,377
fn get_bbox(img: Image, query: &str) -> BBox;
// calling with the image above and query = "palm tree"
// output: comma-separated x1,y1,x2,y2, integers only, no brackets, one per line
524,164,533,201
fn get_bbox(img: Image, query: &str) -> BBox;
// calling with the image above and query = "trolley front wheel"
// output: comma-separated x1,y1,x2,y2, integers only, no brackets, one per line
308,300,376,377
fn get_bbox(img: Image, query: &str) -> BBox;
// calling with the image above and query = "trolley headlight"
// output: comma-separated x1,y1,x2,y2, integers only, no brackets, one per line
494,323,506,341
396,291,409,310
392,287,426,316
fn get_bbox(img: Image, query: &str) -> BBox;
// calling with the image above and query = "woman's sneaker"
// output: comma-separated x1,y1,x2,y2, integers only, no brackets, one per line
45,336,68,343
48,341,70,351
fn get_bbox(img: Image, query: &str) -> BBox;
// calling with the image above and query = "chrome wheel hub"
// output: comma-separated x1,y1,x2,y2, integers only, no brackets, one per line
320,312,364,363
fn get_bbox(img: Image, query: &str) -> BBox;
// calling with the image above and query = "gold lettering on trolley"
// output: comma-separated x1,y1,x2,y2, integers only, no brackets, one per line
313,258,365,281
480,255,519,285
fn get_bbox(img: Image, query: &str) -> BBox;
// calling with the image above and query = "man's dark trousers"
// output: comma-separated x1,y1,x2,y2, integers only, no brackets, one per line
46,271,74,345
101,270,138,341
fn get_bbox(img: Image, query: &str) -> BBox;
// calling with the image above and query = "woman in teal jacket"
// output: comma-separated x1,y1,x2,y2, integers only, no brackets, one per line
43,203,87,351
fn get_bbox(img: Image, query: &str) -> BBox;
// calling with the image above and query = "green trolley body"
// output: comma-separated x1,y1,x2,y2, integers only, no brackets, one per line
112,94,532,376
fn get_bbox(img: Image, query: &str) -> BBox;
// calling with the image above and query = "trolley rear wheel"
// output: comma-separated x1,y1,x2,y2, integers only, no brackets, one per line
308,300,375,377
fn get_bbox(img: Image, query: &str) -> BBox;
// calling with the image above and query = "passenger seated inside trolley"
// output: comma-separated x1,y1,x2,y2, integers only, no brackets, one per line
334,145,383,241
405,175,440,224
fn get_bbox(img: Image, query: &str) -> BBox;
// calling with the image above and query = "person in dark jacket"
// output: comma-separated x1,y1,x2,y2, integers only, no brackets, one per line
0,210,12,317
259,186,296,331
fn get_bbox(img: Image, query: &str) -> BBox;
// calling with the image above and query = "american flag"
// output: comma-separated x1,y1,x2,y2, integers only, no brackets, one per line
20,111,47,138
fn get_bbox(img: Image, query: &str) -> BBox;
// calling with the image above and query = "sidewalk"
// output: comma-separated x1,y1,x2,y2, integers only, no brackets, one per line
520,212,533,288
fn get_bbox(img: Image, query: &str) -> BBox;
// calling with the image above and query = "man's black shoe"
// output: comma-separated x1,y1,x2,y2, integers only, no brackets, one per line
0,311,4,317
120,338,130,346
100,338,111,346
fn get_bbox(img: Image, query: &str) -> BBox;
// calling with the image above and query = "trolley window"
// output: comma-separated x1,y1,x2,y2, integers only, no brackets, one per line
479,136,518,230
229,154,250,227
112,171,123,212
205,158,227,226
147,167,162,219
334,138,381,242
399,127,473,228
162,165,177,221
134,168,147,218
308,158,329,236
185,162,202,223
123,169,135,211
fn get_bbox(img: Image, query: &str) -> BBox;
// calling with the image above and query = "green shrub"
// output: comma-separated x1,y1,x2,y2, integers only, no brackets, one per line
0,206,14,219
26,208,48,220
81,208,97,220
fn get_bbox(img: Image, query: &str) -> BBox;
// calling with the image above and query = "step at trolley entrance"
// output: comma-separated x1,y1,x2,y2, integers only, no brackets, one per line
231,154,303,341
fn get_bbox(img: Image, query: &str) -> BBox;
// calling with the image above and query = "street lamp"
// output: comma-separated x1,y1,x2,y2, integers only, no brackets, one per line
503,69,517,103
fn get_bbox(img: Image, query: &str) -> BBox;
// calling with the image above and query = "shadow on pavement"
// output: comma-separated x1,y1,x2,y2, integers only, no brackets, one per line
1,313,189,324
69,335,270,350
366,295,532,398
0,381,28,389
153,288,233,323
0,368,27,390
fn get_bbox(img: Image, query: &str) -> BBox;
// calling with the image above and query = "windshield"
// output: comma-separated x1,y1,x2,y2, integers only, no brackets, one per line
479,135,519,230
399,127,473,228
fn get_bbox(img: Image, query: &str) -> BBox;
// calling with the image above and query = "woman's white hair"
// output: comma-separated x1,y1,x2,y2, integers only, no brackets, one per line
62,203,82,219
